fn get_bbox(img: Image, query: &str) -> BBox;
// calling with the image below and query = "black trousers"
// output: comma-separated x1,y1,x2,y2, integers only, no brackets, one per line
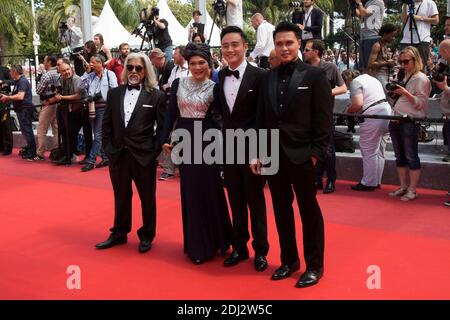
69,107,92,157
109,149,157,242
267,150,324,270
224,164,269,257
0,108,13,151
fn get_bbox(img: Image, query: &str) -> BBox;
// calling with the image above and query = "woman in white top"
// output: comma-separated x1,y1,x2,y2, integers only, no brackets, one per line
388,46,431,201
343,70,390,191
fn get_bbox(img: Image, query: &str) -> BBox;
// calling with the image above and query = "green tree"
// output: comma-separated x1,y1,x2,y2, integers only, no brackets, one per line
0,0,32,57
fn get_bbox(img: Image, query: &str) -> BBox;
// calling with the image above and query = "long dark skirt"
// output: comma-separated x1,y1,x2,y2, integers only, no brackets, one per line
175,117,232,262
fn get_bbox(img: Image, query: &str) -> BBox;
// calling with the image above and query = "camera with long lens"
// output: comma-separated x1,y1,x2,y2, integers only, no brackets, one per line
59,21,68,31
0,82,11,109
290,1,305,23
212,0,227,17
401,0,414,5
83,92,103,104
39,84,62,101
431,59,450,83
386,68,406,99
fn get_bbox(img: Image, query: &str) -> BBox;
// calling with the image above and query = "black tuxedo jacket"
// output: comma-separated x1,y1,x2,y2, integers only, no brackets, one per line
295,8,323,40
257,60,332,164
215,63,267,130
102,85,166,167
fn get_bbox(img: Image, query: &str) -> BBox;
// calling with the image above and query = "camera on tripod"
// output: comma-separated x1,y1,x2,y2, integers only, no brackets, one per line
386,68,406,99
431,59,450,82
212,0,227,17
289,1,305,13
59,21,68,31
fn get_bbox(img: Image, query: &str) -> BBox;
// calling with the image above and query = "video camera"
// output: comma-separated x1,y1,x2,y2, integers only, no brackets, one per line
431,59,450,83
386,68,406,99
401,0,414,5
212,0,227,17
59,21,68,31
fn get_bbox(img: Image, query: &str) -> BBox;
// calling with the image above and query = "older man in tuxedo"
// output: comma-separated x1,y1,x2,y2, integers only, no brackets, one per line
251,22,332,287
95,52,166,253
215,26,269,272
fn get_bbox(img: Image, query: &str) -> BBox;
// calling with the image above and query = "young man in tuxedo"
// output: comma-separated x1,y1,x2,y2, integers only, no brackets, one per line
251,22,332,287
215,26,269,272
95,52,166,253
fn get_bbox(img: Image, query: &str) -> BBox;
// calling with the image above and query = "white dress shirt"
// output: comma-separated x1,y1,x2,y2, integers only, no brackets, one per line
250,20,275,60
302,7,314,41
167,62,189,87
223,60,247,113
123,85,141,127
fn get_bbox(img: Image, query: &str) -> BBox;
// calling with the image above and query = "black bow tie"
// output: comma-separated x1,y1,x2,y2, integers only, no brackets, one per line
127,84,141,91
225,68,240,79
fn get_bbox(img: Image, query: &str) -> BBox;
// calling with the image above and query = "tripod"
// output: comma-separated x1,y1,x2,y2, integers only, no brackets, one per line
133,22,155,51
399,3,427,66
207,11,225,45
347,1,360,68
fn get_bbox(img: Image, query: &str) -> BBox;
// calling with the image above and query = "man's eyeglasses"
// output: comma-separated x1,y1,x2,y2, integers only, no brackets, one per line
399,59,413,65
126,64,144,72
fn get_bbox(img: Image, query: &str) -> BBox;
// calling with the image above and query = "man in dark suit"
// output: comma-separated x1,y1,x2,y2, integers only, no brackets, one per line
0,62,14,155
215,26,269,272
292,0,323,50
96,52,166,253
251,22,332,287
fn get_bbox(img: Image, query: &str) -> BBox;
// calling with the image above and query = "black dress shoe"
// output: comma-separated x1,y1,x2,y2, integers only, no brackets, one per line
96,159,109,168
54,156,71,166
223,250,249,267
295,268,324,288
81,163,95,172
323,180,335,194
192,258,204,265
254,256,268,271
78,158,89,165
271,261,300,280
95,234,127,250
351,182,375,191
314,180,323,190
138,239,152,253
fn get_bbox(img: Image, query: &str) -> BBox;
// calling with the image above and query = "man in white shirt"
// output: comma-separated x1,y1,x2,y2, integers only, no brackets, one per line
226,0,243,29
167,46,189,87
249,13,275,69
400,0,439,67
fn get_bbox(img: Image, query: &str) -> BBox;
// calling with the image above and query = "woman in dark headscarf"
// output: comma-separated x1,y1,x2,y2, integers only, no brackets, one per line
160,43,232,264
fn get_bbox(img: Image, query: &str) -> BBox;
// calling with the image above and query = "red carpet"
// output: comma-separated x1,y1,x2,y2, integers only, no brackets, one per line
1,150,450,300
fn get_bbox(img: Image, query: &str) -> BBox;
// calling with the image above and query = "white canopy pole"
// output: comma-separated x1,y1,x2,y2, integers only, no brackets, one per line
80,0,93,42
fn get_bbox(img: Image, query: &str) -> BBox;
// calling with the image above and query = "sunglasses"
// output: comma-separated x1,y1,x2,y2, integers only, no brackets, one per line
399,59,413,65
126,64,144,72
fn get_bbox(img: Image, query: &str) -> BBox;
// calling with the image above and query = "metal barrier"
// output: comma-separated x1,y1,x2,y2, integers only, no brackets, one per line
334,113,450,124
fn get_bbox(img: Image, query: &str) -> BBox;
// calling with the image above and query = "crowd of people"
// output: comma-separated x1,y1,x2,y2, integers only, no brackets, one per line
0,1,449,289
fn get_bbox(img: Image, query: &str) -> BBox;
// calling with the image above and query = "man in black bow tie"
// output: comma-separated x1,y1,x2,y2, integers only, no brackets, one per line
96,52,166,253
250,22,332,287
215,26,269,272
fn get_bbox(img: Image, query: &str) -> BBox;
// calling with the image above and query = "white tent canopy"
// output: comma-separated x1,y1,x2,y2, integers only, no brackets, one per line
185,11,221,47
92,0,143,48
156,0,188,46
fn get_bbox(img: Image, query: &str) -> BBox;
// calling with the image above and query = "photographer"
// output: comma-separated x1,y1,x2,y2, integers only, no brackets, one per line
433,40,450,162
80,55,118,172
388,46,431,201
367,23,398,89
45,62,83,165
0,61,14,155
0,65,36,160
35,55,60,160
399,0,439,70
59,16,84,76
225,0,243,29
354,0,385,73
293,0,323,49
188,10,205,42
249,13,275,69
342,69,390,192
152,9,174,62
